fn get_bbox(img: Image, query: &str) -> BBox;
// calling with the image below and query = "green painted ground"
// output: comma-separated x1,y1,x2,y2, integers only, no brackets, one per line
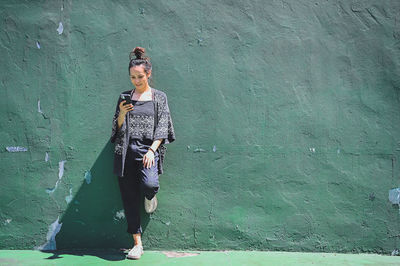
1,0,400,254
0,250,399,266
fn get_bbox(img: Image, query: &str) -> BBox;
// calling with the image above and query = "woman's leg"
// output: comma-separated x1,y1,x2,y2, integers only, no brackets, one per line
139,151,160,200
118,158,143,236
133,233,142,247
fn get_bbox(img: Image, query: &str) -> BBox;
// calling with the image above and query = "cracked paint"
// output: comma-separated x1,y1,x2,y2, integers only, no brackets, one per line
84,170,92,184
65,188,73,204
46,160,66,194
57,22,63,34
34,216,62,251
6,146,28,152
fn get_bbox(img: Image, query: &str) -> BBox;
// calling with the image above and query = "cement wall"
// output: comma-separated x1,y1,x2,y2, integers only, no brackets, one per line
1,0,400,253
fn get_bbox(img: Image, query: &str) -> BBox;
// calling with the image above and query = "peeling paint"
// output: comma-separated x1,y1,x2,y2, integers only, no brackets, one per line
3,218,12,225
309,147,316,153
46,160,66,194
45,152,49,162
37,100,43,113
57,22,63,34
34,216,62,251
389,188,400,204
389,188,400,214
114,209,125,220
65,188,73,204
84,170,92,184
36,41,40,49
194,148,206,153
58,160,66,178
213,145,217,152
6,146,28,152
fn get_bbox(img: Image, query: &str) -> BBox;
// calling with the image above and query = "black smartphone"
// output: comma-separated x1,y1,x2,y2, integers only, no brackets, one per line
122,95,132,105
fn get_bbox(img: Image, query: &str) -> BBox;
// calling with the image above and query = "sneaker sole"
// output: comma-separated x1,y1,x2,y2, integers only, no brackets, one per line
126,251,144,260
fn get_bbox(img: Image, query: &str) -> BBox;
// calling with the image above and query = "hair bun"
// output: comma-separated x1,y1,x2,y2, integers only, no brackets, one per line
129,47,148,61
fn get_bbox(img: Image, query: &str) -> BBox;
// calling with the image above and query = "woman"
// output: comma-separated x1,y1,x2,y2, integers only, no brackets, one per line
110,47,176,260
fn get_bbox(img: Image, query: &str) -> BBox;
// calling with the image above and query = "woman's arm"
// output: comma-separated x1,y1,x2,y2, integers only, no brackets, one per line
117,113,126,130
143,139,163,169
150,139,163,152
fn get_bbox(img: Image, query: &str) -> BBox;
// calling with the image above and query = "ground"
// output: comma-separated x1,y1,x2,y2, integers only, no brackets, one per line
0,249,399,265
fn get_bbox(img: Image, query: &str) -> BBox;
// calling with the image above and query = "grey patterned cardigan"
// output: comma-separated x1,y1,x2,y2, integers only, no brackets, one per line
110,87,176,177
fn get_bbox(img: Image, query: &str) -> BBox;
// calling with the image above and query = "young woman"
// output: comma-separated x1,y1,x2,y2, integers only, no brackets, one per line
110,47,176,260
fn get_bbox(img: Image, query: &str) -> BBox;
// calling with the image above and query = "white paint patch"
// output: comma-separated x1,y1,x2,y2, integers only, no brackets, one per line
34,216,63,251
389,188,400,214
84,170,92,184
45,152,49,162
309,147,315,153
165,221,171,226
3,218,12,225
38,100,43,114
389,188,400,204
59,160,66,178
213,145,217,152
162,251,200,258
57,22,63,34
114,210,125,220
6,146,28,152
46,160,66,194
36,41,40,49
65,188,73,204
194,148,206,153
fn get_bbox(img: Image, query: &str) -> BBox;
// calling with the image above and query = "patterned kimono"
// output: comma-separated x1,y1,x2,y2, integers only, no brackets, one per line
110,87,176,177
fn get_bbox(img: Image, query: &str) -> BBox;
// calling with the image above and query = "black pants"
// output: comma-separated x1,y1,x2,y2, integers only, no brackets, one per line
118,138,160,234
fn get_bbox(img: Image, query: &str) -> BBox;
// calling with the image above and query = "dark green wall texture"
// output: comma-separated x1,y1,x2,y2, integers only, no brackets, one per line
1,0,400,254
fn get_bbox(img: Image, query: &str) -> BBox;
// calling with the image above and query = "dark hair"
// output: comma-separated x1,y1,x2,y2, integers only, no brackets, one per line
128,47,152,79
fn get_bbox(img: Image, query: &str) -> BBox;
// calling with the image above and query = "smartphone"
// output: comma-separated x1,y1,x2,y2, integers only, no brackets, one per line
122,94,132,105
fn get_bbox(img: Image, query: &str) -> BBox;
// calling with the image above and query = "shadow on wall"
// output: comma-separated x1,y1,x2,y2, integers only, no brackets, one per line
54,141,150,250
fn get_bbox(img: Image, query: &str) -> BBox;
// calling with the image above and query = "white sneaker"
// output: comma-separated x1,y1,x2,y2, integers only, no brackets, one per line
144,195,158,213
127,245,144,260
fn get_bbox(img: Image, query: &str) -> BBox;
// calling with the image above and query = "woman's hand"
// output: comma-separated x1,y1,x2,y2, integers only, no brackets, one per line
117,100,133,129
119,100,134,116
143,150,155,169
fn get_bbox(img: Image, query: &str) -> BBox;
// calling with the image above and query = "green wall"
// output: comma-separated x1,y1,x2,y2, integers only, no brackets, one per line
1,0,400,254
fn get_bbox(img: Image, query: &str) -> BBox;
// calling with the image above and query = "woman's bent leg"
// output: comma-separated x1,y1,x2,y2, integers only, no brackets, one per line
139,153,160,200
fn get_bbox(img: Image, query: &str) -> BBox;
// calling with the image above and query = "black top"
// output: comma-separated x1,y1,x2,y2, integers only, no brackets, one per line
128,100,155,141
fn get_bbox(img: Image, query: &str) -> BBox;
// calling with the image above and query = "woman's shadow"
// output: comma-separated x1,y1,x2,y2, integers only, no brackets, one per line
41,141,150,261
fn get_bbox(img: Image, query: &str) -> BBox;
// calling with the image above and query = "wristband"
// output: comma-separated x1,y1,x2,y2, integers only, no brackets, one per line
148,147,156,154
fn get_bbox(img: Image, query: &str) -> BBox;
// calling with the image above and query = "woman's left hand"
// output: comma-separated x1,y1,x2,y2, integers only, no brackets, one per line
143,150,155,169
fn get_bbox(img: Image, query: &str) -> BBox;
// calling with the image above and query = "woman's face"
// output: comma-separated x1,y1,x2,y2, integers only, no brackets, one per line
129,65,151,90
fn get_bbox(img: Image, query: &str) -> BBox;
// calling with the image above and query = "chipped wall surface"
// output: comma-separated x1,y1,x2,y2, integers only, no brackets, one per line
1,0,400,253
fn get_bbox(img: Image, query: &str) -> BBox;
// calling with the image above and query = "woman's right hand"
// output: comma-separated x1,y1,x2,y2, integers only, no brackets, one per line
118,100,134,117
117,100,134,130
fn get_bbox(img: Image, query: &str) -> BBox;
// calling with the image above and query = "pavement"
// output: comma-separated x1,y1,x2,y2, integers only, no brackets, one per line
0,249,399,265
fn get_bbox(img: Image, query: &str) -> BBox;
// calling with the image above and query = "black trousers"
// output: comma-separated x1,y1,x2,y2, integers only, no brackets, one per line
118,138,160,234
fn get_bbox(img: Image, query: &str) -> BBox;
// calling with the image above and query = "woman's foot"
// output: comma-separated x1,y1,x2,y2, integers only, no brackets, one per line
144,195,158,213
127,245,144,260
